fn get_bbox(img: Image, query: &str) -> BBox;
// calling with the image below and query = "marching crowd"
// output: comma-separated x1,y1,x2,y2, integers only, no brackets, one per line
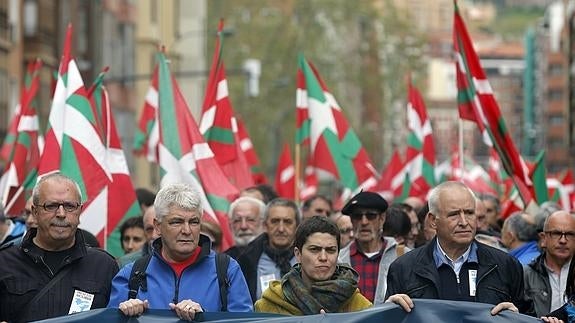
0,173,573,322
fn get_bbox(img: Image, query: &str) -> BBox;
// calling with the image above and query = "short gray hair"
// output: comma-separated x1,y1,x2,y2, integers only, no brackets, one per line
535,201,562,232
428,181,476,216
228,196,266,219
543,210,575,232
505,212,538,242
265,198,301,225
154,183,202,222
32,173,83,205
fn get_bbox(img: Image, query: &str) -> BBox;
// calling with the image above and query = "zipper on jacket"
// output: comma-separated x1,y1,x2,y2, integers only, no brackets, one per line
476,264,497,285
172,271,180,305
475,264,497,297
39,256,55,277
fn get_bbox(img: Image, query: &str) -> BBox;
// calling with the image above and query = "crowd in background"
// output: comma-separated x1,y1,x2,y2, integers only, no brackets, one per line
0,176,573,322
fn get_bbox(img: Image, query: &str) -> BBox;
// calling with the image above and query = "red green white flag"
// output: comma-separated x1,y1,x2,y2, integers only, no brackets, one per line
88,68,141,256
0,59,43,215
37,24,112,245
275,144,295,200
439,151,498,196
237,117,267,184
199,19,254,190
156,51,238,251
453,3,534,209
296,53,378,197
375,148,405,202
402,81,436,200
133,64,159,162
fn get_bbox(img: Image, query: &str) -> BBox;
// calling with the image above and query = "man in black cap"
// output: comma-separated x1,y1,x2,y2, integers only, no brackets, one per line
338,190,405,305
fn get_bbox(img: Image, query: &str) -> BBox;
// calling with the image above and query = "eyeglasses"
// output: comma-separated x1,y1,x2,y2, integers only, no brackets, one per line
40,202,82,213
350,211,379,221
545,231,575,240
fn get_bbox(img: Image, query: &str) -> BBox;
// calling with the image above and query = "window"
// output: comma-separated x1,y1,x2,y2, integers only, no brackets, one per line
549,64,563,76
549,114,564,125
548,89,563,101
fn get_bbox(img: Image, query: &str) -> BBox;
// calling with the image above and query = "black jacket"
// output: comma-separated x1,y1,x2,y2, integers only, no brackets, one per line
235,233,267,303
385,237,533,315
0,228,119,322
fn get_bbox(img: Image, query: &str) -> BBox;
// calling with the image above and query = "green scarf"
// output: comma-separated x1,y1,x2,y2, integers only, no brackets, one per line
282,263,359,314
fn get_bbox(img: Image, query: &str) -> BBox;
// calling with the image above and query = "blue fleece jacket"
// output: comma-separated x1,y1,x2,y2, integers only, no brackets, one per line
107,235,253,312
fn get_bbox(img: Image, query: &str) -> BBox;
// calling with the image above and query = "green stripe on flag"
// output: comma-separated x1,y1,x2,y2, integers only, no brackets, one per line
531,150,549,204
407,133,422,150
296,119,311,144
60,136,88,201
206,193,231,213
203,126,235,145
68,94,97,124
323,130,359,190
17,132,32,148
157,53,182,158
422,161,436,186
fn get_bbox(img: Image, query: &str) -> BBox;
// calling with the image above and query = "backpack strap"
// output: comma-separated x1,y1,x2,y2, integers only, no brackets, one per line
215,253,231,311
128,254,152,299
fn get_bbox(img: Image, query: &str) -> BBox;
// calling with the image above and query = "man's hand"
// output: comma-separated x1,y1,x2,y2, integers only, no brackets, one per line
169,300,203,322
118,298,149,316
540,316,563,323
490,302,518,315
385,294,415,312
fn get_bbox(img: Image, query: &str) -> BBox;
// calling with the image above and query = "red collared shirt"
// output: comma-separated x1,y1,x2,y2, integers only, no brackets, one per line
349,239,387,302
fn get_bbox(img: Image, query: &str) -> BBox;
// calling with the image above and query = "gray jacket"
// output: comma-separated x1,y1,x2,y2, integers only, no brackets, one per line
338,236,409,305
523,253,552,317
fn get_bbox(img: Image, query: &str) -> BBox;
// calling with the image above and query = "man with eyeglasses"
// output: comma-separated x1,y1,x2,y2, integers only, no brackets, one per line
0,173,119,322
524,210,575,317
386,181,533,317
338,191,404,304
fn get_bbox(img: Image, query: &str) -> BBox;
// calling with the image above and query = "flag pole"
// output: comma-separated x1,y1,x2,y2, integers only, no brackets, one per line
294,143,301,204
459,119,464,182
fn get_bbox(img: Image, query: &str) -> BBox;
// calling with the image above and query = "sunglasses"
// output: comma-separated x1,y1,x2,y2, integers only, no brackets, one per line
350,211,380,221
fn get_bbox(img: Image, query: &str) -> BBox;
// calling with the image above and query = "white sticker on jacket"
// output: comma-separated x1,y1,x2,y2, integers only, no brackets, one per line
68,289,95,314
469,269,477,297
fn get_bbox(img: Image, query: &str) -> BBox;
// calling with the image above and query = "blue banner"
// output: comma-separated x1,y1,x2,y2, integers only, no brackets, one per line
36,299,541,322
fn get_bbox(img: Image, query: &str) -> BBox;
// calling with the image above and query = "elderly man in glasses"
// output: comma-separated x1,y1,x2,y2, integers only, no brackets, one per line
524,210,575,317
338,190,405,305
0,173,119,322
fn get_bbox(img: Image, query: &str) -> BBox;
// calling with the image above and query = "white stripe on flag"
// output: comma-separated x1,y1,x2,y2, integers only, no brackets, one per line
199,105,216,135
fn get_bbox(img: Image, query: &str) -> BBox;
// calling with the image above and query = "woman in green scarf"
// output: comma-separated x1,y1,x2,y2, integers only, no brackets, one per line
255,216,372,315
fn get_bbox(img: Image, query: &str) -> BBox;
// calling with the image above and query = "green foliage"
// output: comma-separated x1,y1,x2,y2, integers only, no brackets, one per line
487,7,544,39
207,0,427,180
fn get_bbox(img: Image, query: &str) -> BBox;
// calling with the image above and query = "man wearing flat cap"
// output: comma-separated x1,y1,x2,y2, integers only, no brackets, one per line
338,190,406,305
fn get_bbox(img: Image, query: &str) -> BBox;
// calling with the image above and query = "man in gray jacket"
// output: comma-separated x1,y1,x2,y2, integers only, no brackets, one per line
524,210,575,317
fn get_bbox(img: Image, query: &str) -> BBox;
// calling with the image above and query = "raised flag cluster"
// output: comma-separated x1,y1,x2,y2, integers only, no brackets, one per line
199,19,256,190
296,53,378,199
154,50,238,251
0,59,43,215
18,25,140,256
453,2,535,209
